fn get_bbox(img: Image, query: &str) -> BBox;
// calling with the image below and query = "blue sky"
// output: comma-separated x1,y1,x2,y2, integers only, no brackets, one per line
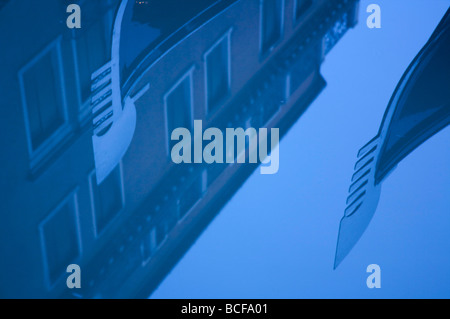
152,0,450,298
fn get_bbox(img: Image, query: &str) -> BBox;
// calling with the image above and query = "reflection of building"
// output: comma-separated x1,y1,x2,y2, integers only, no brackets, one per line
0,0,120,298
0,0,359,298
335,8,450,269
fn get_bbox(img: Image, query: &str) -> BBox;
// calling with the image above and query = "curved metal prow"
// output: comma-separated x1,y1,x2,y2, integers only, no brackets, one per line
91,0,136,185
334,137,381,269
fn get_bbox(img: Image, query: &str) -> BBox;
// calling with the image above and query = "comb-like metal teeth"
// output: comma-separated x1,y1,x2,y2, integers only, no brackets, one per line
93,106,113,126
346,180,368,204
352,158,373,182
92,85,112,104
91,72,111,92
349,169,370,193
345,201,362,217
91,61,114,136
345,190,366,216
92,95,113,115
343,137,379,217
91,68,110,83
354,146,376,170
336,135,381,268
357,136,379,158
92,92,112,115
91,67,111,83
91,61,112,80
93,112,113,135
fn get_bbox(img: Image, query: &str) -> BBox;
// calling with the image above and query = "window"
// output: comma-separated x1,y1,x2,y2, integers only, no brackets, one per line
205,31,231,113
178,171,206,219
39,192,81,287
285,47,317,98
261,0,284,54
140,227,157,265
89,164,124,236
295,0,312,21
164,70,193,154
19,38,70,164
288,67,310,96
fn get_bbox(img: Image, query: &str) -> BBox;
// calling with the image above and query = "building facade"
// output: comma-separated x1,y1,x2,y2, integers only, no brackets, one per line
0,0,359,298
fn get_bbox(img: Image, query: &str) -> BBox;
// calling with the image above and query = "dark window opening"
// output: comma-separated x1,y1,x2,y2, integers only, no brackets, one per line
166,76,192,152
206,36,230,112
261,0,283,54
40,196,79,285
23,49,65,150
91,166,123,234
